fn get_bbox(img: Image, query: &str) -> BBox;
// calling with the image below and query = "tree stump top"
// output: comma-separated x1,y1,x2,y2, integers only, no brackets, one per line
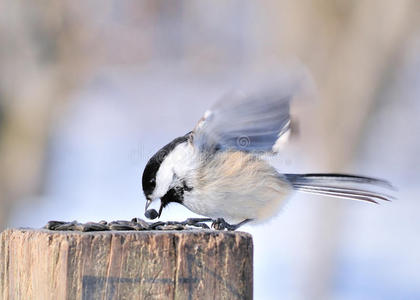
4,227,251,236
0,228,253,300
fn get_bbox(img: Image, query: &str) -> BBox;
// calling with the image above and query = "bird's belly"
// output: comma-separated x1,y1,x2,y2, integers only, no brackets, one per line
182,180,292,223
182,151,293,223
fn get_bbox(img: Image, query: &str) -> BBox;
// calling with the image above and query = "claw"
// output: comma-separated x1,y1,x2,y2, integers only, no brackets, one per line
211,218,253,231
211,218,236,231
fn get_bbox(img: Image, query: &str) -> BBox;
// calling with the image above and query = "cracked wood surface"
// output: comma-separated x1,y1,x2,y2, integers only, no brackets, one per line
0,229,253,300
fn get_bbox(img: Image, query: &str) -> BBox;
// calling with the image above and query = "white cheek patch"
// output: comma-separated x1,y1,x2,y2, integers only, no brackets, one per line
152,163,173,199
152,142,196,199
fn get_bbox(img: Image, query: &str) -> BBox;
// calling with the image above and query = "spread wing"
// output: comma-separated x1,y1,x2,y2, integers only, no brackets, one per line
192,84,294,153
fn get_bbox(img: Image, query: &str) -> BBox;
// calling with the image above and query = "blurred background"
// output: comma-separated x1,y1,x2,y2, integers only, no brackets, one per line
1,1,419,299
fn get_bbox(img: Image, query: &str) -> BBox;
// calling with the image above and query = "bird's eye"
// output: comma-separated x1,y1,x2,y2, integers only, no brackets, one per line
149,178,155,184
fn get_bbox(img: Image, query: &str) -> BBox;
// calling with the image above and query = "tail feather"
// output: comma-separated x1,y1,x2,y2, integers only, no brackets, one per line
285,173,394,203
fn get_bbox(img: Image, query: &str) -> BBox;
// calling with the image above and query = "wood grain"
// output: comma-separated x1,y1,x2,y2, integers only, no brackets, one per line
0,229,253,300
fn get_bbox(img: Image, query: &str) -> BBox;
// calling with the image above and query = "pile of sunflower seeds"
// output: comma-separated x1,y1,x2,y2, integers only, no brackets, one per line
43,217,213,232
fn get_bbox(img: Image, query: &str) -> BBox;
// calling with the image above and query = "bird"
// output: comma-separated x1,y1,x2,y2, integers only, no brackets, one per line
141,82,394,230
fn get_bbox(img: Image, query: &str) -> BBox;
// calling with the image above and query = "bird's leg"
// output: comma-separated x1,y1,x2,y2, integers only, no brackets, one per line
212,218,253,231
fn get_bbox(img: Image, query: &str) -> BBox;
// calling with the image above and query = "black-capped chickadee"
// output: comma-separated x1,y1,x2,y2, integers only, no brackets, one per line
142,83,393,230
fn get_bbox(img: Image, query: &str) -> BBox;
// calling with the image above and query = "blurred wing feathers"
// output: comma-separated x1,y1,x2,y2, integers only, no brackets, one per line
193,86,294,153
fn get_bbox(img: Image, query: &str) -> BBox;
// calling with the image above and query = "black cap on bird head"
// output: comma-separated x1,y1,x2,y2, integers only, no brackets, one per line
142,133,191,217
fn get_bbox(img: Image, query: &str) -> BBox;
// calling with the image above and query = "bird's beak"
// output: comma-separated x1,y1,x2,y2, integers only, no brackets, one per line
145,199,152,211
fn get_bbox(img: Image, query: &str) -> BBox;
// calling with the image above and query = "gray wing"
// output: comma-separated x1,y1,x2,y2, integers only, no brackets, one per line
192,84,294,153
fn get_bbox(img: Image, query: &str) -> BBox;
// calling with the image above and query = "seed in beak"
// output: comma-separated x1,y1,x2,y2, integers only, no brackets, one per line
145,208,159,220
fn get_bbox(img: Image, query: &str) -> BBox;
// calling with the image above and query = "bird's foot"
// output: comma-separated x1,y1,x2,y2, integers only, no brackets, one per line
212,218,233,230
211,218,252,231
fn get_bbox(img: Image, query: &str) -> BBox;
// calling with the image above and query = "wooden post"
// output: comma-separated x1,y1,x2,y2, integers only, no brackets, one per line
0,229,253,300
